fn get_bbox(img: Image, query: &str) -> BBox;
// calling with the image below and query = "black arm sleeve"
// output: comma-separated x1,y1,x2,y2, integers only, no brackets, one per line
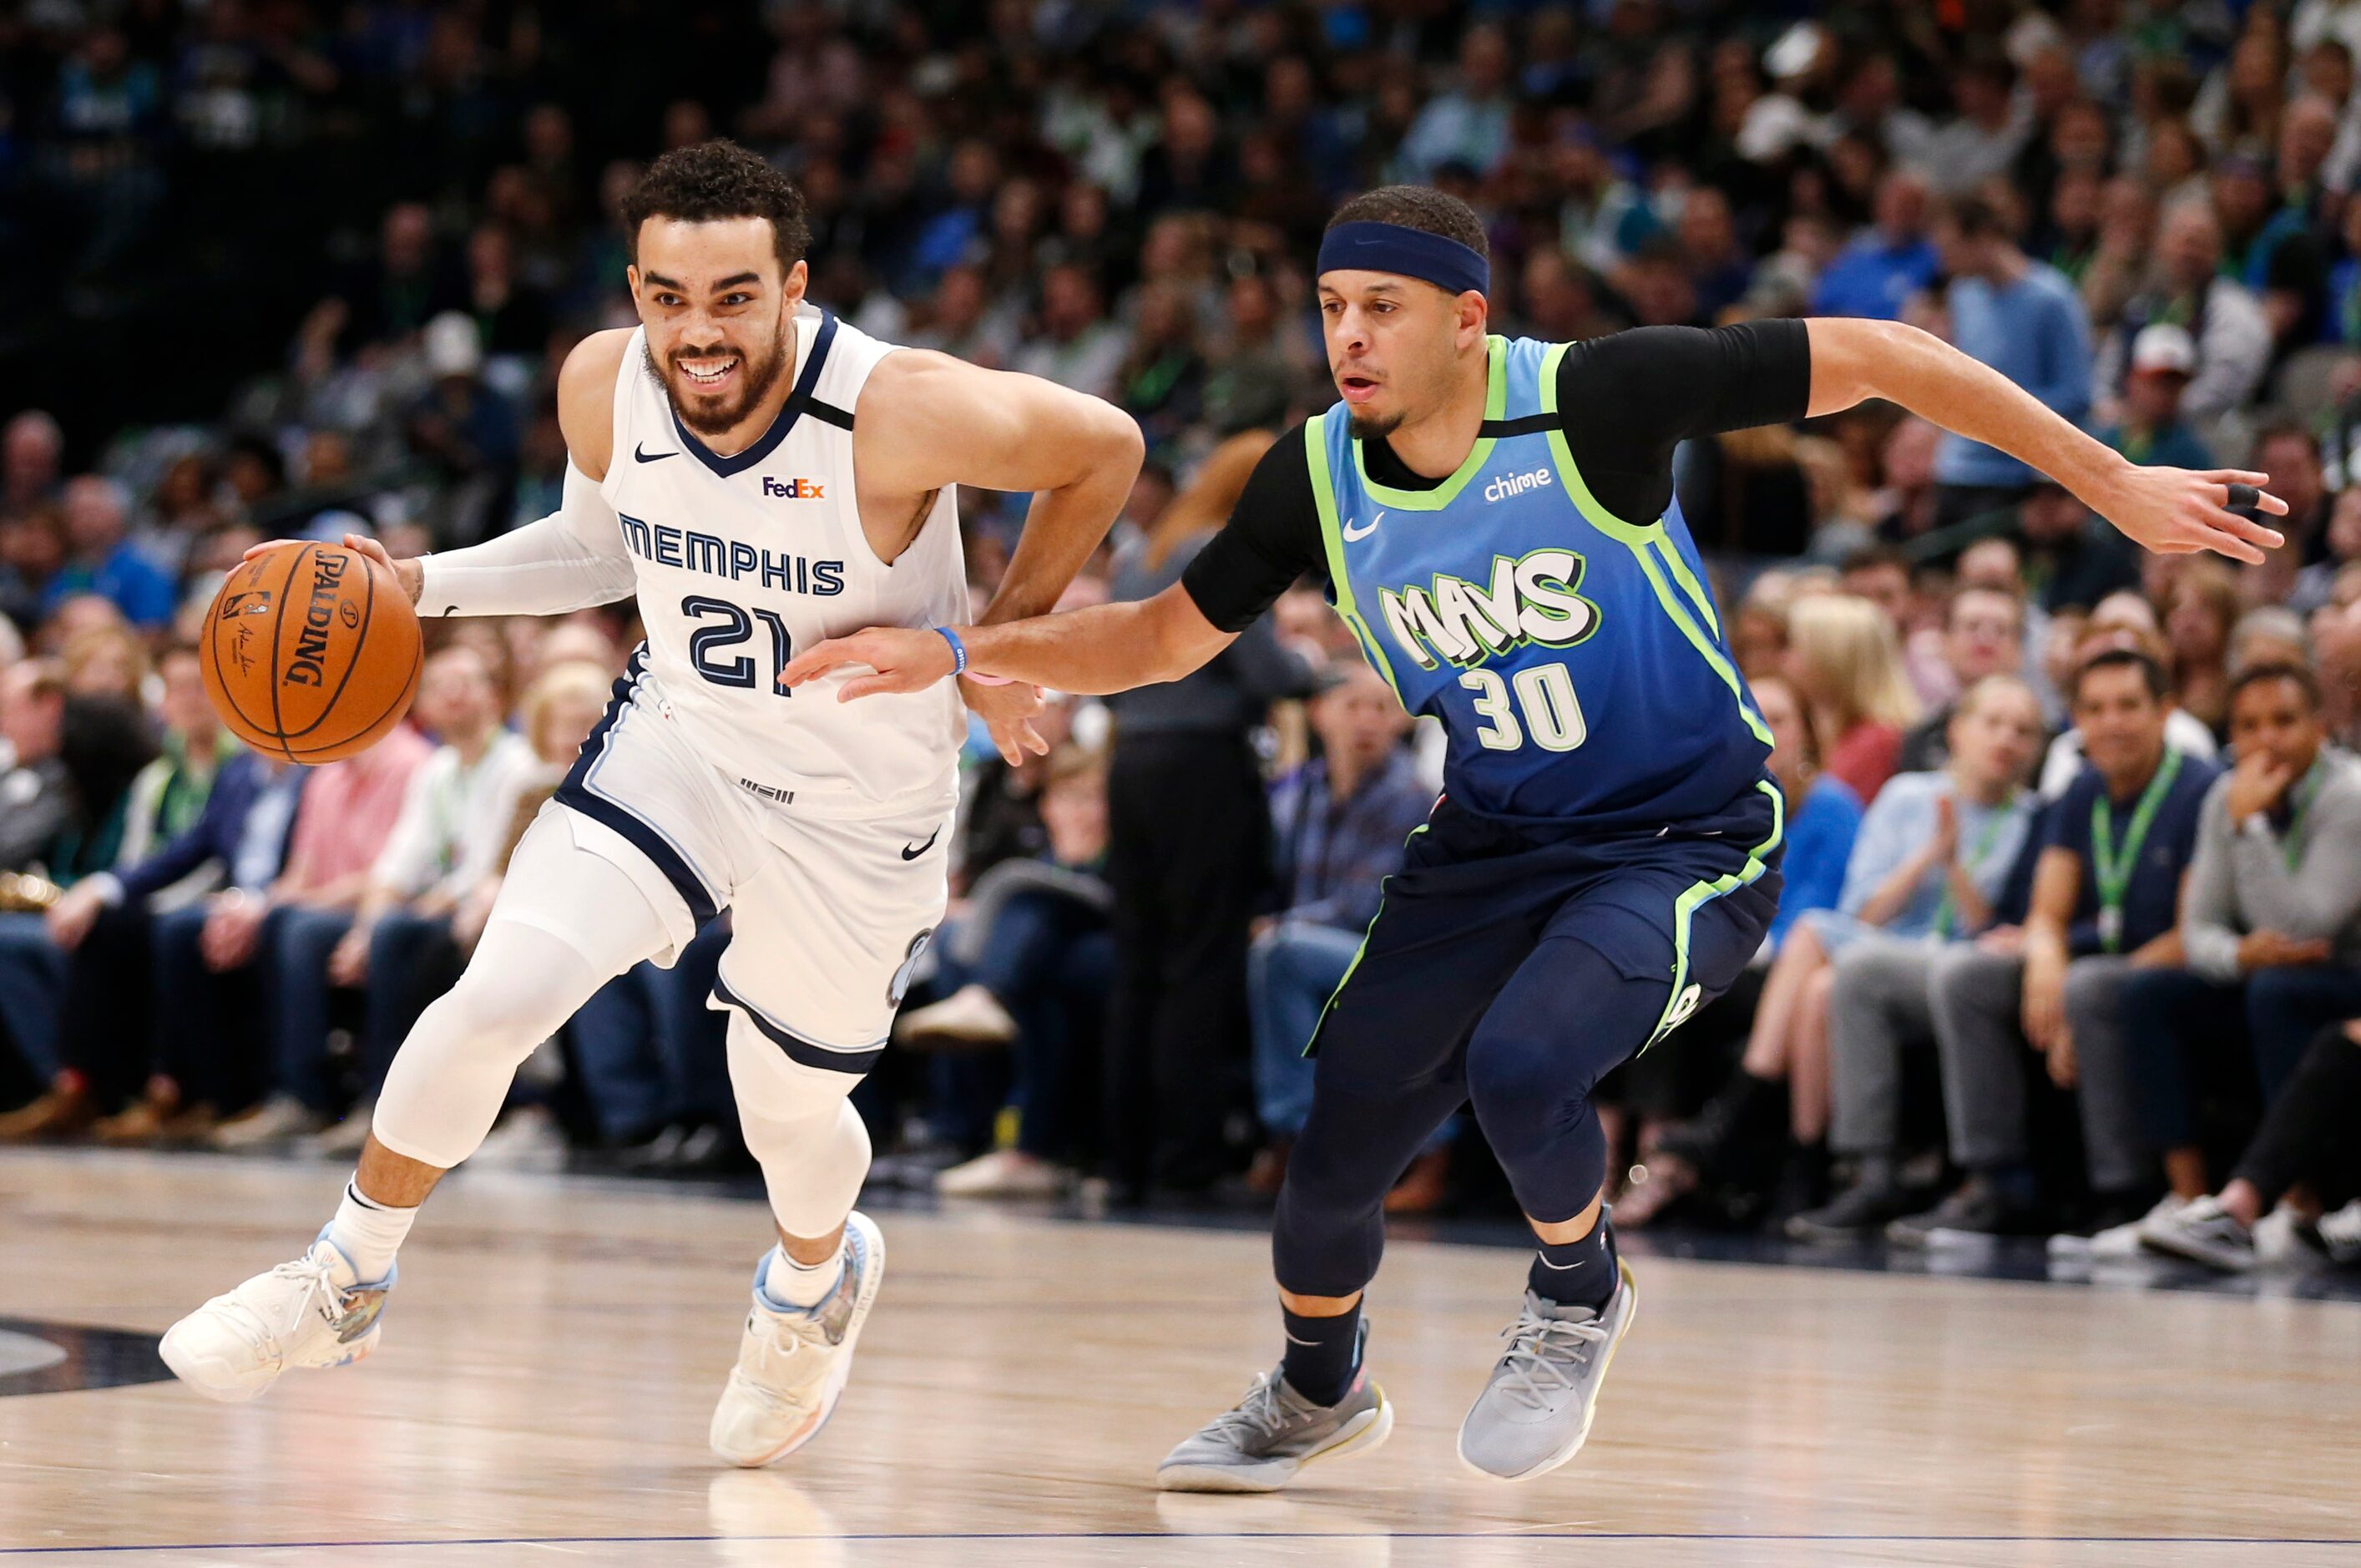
1555,317,1812,526
1179,422,1328,635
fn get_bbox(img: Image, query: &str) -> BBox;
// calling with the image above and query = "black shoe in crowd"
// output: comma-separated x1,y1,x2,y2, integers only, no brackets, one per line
1885,1178,2045,1248
1657,1070,1784,1179
1785,1164,1913,1243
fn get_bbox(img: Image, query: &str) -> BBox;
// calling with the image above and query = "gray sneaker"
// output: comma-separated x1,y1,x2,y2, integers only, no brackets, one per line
1457,1261,1637,1482
1155,1335,1392,1493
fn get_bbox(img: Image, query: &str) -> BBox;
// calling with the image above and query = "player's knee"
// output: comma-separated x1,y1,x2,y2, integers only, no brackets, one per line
724,1019,860,1129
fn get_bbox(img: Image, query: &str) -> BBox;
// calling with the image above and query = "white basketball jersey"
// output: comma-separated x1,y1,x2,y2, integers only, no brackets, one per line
599,303,968,815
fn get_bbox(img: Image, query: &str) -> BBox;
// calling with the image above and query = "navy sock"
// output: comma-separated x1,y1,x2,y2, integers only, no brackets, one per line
1279,1304,1363,1407
1529,1218,1618,1310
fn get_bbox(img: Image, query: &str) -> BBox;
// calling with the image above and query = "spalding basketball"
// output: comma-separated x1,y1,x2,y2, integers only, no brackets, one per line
200,542,422,764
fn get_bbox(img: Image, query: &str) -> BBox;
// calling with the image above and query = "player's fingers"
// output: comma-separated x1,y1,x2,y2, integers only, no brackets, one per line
2209,477,2289,517
2192,511,2273,564
777,640,857,688
240,538,301,561
342,533,395,563
837,674,904,701
991,723,1025,766
1019,719,1050,757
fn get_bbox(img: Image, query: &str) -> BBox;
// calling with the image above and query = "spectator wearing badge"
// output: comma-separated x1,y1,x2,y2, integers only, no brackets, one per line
1899,648,2217,1248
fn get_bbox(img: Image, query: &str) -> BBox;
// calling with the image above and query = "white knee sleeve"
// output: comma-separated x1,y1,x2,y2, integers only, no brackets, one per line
372,811,673,1170
726,1015,872,1240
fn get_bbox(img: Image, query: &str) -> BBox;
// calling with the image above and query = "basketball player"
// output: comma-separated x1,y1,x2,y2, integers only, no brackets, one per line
159,141,1143,1467
777,186,2286,1489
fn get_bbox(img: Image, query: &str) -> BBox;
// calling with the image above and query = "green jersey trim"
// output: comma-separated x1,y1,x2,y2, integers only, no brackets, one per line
1646,778,1786,1051
1305,413,1409,706
1347,336,1509,511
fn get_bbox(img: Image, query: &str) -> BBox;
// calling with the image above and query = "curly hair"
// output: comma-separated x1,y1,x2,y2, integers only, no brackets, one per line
622,139,810,272
1326,185,1489,255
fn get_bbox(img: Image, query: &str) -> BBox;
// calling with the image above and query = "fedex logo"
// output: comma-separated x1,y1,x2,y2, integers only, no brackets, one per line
762,476,826,499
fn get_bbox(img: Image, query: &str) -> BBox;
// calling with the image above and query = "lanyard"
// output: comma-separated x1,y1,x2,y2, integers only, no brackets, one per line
2091,749,2182,953
1934,794,2015,938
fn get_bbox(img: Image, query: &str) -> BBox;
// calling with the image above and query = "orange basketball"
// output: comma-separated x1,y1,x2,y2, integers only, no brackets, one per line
200,542,422,764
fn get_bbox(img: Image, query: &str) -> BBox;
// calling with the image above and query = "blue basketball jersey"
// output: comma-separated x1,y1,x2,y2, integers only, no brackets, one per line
1312,333,1772,832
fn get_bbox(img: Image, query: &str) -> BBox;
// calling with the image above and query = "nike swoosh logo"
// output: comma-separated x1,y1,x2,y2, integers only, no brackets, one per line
634,443,676,463
901,827,941,861
1341,508,1385,542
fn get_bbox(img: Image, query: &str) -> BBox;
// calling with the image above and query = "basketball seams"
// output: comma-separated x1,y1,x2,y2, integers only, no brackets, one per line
264,544,312,762
280,547,377,742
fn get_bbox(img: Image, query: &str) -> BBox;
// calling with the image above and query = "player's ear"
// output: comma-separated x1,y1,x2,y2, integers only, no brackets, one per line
626,264,641,298
782,258,810,306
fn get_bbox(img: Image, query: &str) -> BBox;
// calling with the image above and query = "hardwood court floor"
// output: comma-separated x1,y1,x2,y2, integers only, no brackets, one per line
3,1150,2358,1566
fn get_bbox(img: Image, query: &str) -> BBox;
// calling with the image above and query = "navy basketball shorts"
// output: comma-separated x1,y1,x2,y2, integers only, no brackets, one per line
1272,782,1783,1299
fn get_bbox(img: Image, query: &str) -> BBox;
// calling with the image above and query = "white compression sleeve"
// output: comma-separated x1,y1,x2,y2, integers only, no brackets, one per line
413,460,639,618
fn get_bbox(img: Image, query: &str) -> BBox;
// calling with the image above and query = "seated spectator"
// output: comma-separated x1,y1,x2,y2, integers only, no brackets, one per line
900,746,1116,1197
0,645,240,1140
1669,675,2044,1227
1783,675,2048,1239
2136,1019,2361,1272
2118,663,2361,1211
1241,661,1435,1196
1868,416,1942,544
1907,650,2218,1248
2097,325,2217,472
11,747,304,1144
39,477,176,630
1784,591,1922,802
205,715,434,1147
1895,584,2029,773
296,645,537,1156
1623,672,1863,1227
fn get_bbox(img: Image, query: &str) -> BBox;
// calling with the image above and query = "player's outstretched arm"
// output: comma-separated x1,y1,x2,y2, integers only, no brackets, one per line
1802,317,2289,564
778,579,1236,701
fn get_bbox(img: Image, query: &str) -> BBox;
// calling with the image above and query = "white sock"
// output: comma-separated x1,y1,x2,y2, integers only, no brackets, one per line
326,1180,417,1284
761,1242,843,1310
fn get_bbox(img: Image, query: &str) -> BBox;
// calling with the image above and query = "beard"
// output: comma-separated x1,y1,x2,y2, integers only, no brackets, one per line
1344,405,1404,440
653,312,792,438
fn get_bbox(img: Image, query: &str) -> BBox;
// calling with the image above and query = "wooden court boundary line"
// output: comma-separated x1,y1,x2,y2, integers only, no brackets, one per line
8,1534,2360,1554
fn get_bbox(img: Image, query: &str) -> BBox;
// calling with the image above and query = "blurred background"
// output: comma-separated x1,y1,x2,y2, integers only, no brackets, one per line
4,0,2361,1278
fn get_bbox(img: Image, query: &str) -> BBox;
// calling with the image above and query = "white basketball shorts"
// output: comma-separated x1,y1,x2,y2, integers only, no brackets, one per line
543,652,953,1074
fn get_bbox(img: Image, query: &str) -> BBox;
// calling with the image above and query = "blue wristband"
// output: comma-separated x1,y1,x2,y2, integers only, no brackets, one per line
933,625,968,675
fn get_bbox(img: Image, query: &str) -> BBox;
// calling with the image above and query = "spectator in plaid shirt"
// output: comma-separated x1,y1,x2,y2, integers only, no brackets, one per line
1247,662,1437,1193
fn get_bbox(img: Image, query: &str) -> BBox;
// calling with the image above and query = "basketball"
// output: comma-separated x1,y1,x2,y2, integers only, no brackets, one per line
199,541,422,764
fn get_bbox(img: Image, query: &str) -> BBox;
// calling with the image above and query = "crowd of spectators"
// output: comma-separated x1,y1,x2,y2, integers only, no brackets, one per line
7,0,2361,1272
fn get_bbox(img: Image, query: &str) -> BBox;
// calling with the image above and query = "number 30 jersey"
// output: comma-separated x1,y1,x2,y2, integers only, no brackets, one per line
1312,333,1771,831
599,303,968,816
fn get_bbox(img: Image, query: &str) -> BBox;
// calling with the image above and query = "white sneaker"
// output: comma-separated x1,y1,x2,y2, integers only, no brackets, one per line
710,1213,885,1468
2055,1194,2194,1261
159,1232,392,1402
2138,1194,2257,1272
210,1094,328,1151
472,1105,568,1171
2253,1202,2321,1267
2315,1200,2361,1267
892,984,1018,1048
935,1148,1070,1199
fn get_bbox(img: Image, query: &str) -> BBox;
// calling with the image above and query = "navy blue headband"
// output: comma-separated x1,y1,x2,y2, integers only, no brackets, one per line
1317,221,1489,297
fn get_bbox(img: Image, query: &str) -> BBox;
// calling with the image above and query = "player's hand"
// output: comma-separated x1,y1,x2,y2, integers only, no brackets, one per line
2088,466,2287,565
777,626,958,700
242,533,422,606
959,675,1049,766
